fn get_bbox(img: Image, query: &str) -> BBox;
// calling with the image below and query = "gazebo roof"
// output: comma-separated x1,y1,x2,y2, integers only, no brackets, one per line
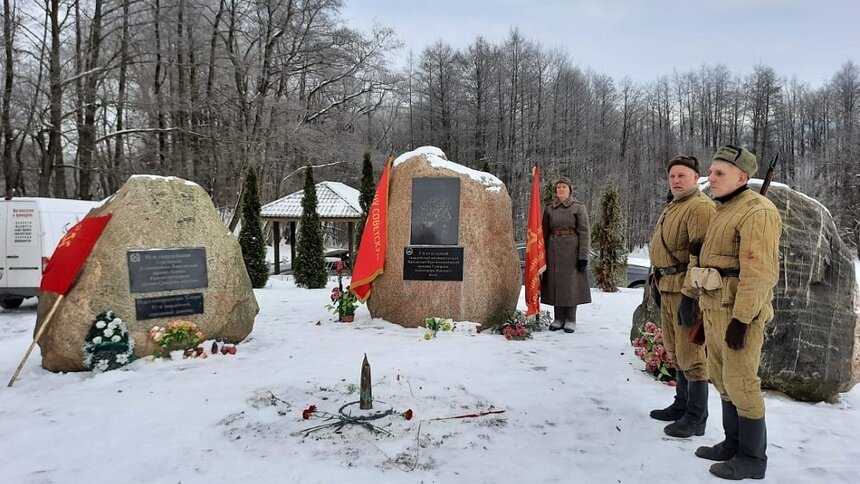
261,181,362,221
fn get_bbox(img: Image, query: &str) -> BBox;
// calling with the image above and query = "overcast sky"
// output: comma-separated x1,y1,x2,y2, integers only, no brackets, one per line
340,0,858,87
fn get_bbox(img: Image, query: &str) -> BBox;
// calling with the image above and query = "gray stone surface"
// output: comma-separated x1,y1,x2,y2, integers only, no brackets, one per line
366,149,521,327
36,175,258,372
632,181,858,402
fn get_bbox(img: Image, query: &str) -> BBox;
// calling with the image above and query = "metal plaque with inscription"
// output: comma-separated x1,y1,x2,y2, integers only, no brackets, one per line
135,293,204,320
127,248,208,293
410,177,460,246
403,246,464,281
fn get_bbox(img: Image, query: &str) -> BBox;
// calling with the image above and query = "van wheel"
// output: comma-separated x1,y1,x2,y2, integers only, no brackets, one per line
0,297,24,309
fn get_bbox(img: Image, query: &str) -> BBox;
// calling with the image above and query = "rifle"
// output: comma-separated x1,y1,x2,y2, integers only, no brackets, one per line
688,152,780,346
759,153,779,196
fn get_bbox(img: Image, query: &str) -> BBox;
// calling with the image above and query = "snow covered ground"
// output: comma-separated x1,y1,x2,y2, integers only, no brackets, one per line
1,276,858,484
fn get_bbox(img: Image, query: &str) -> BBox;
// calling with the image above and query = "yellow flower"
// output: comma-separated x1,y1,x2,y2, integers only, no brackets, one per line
423,332,432,340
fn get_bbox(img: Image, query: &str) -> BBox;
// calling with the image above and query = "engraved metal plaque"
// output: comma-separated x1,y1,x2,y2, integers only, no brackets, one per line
410,178,460,246
403,246,464,281
127,248,208,293
135,293,204,320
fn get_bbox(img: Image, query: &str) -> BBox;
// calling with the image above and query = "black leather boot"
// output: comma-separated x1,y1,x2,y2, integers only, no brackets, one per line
696,400,739,461
709,416,767,480
650,371,687,421
664,378,708,437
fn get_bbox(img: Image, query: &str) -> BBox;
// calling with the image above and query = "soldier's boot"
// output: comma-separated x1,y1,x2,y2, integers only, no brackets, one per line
563,307,576,333
549,306,564,331
650,371,687,421
664,378,708,437
696,400,739,461
709,416,767,480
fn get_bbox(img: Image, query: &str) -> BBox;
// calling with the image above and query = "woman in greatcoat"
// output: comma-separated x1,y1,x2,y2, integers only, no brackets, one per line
541,176,591,333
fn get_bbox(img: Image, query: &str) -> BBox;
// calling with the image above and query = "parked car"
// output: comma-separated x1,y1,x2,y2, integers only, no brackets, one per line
515,242,648,288
324,248,350,272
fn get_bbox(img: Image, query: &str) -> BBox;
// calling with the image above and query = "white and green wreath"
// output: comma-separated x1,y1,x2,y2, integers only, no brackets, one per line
82,310,135,372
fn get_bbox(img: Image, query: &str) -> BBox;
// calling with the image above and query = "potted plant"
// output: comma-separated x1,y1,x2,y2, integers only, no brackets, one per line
325,260,361,322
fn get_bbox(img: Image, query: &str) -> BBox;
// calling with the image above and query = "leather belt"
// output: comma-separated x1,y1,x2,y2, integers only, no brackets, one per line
656,263,688,276
551,229,577,236
717,268,740,278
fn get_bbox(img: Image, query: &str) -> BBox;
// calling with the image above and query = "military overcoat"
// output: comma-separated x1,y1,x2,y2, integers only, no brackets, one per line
541,196,591,306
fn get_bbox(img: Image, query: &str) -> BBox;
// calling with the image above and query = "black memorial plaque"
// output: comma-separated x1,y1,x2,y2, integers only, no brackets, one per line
135,293,204,320
410,177,460,246
403,246,464,281
127,248,208,293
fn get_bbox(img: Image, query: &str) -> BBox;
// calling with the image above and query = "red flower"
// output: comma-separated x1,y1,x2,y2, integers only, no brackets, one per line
403,409,413,420
302,404,317,420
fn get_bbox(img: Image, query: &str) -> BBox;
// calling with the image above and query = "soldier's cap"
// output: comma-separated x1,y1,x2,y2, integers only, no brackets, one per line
667,155,700,174
555,176,572,187
712,145,757,177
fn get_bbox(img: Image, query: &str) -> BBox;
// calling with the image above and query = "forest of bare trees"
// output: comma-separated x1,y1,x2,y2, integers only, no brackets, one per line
1,1,858,253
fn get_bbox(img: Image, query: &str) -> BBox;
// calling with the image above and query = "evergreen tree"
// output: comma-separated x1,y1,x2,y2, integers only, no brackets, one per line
294,165,327,288
541,172,559,205
355,151,376,254
591,185,627,292
238,166,269,288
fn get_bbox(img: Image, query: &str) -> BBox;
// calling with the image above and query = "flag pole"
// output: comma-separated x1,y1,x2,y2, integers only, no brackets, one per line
8,294,64,387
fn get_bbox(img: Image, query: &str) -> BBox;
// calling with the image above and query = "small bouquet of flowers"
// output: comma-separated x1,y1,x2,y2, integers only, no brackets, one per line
632,321,675,381
149,320,205,358
423,316,453,340
501,322,531,341
82,310,135,372
325,260,361,321
487,309,551,339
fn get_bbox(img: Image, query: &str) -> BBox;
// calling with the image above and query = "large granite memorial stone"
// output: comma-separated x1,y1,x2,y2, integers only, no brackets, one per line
367,146,520,327
36,175,259,371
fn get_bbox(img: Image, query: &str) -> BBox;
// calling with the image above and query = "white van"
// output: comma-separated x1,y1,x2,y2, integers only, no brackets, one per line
0,197,101,309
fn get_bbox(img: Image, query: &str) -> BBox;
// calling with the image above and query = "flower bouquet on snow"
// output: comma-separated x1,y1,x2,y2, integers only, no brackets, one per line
149,320,205,358
422,316,454,340
82,310,135,372
632,321,675,382
325,260,361,321
486,308,552,340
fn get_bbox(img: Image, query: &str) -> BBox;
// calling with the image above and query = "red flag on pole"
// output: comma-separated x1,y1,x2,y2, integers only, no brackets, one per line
350,156,392,302
525,167,547,317
40,214,112,295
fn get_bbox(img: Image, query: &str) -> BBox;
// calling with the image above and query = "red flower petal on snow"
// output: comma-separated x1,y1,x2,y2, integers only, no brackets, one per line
404,409,413,420
302,405,317,420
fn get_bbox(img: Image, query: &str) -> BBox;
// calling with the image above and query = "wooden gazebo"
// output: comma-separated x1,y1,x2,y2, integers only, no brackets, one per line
261,181,362,274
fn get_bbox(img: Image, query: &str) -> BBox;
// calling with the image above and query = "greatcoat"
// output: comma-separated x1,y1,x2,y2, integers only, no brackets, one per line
541,196,591,306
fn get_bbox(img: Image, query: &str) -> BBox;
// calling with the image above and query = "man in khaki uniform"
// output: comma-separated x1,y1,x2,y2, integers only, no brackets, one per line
648,156,715,438
683,146,782,480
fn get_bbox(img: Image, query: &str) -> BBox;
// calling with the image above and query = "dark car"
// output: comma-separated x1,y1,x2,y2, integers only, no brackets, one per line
324,248,350,272
516,242,648,288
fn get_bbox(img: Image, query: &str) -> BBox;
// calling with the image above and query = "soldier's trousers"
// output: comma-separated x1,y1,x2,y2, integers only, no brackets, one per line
660,292,708,381
702,307,766,419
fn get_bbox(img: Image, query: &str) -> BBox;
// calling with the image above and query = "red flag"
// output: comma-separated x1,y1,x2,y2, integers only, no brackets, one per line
350,156,392,302
40,214,112,295
525,167,547,317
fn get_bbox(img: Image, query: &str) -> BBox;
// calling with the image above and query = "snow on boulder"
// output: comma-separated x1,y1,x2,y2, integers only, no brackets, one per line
35,175,258,372
367,147,520,327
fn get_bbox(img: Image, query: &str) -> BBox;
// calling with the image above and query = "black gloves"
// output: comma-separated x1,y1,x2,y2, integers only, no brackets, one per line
576,259,587,272
725,318,747,350
689,239,703,257
677,295,698,327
